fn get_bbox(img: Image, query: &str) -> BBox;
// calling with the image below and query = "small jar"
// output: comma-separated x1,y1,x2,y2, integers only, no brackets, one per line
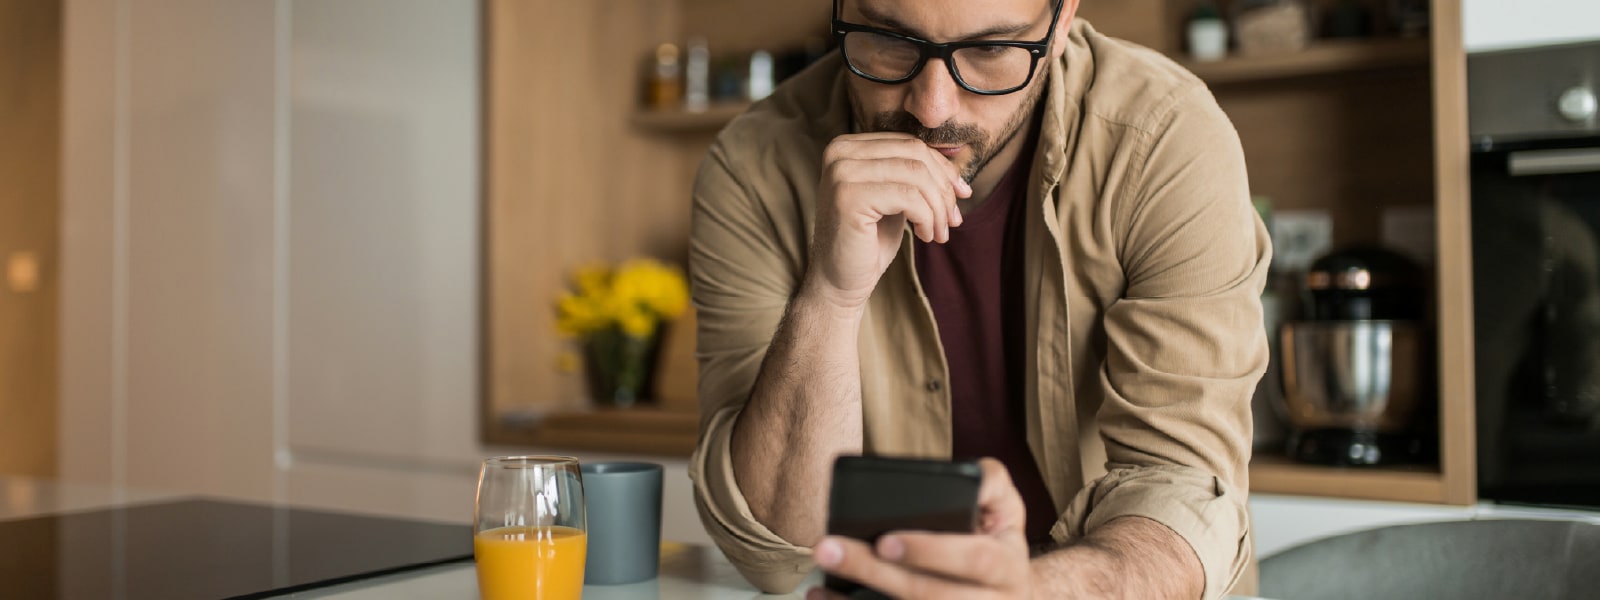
649,43,683,109
1188,20,1229,61
747,50,775,101
684,37,710,112
1187,2,1229,62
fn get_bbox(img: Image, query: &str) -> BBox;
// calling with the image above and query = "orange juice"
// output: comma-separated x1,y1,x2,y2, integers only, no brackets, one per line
474,525,587,600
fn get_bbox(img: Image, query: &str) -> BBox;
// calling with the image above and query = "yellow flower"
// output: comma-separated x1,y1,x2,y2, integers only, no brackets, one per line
613,259,689,319
617,305,656,338
555,258,687,341
556,293,605,338
571,262,611,298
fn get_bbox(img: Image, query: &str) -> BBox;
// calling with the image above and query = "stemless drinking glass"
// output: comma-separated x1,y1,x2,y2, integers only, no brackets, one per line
474,456,587,600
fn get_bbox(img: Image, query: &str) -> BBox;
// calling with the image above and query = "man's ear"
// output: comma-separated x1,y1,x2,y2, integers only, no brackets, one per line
1052,0,1081,59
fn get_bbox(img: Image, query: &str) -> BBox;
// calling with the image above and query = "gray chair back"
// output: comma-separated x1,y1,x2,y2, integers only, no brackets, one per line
1259,519,1600,600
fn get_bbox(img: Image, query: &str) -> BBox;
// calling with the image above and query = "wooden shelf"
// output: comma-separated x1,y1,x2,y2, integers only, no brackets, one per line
1250,455,1450,504
626,40,1432,134
631,102,751,133
491,409,1462,503
486,407,699,456
1183,38,1431,85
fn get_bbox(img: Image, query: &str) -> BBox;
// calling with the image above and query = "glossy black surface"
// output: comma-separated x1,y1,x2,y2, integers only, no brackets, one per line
0,499,472,599
1473,139,1600,510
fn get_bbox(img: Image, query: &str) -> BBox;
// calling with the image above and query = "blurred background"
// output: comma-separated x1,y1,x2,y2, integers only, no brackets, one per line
3,0,1599,559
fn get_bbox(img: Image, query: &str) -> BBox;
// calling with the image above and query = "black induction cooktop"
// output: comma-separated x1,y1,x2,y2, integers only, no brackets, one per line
0,499,473,599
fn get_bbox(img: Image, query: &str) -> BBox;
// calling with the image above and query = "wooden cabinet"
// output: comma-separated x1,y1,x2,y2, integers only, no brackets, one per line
482,0,829,453
0,0,61,479
484,0,1479,505
1088,0,1476,505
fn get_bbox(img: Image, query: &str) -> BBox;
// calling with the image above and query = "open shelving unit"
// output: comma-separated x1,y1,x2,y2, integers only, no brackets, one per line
1184,38,1432,85
487,408,701,456
628,38,1437,133
1251,456,1448,504
632,102,752,133
486,0,1478,507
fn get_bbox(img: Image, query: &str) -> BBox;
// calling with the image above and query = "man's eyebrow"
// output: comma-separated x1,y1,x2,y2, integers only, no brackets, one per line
855,3,1035,41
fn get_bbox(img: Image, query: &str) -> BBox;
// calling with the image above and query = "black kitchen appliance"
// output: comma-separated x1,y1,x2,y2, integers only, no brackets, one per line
1278,247,1432,466
1470,40,1600,509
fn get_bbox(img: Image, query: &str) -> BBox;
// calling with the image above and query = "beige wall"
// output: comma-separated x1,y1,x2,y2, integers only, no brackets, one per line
57,0,708,544
60,0,280,498
0,0,61,478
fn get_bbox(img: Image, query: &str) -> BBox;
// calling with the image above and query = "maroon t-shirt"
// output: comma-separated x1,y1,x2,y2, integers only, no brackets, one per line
914,143,1057,545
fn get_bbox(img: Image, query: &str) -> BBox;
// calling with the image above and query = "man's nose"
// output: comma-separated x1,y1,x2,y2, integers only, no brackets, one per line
903,58,962,130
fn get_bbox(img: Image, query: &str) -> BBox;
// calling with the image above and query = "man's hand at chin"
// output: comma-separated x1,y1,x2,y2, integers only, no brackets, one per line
808,458,1033,600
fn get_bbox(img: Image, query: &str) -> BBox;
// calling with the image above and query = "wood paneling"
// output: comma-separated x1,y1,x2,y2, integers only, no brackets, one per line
1215,65,1435,247
633,101,751,132
678,0,828,55
0,0,60,478
486,0,696,439
1429,0,1476,506
1077,0,1183,53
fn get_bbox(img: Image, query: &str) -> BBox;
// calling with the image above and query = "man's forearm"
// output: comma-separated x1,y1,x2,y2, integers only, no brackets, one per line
1030,516,1206,599
730,285,865,547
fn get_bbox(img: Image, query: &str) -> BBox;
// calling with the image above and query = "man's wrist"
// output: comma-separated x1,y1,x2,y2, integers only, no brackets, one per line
794,275,871,322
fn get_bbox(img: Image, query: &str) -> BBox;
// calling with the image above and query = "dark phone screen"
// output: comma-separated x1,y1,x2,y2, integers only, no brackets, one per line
824,456,982,598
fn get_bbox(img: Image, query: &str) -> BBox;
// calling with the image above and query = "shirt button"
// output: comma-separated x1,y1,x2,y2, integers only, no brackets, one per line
926,379,943,393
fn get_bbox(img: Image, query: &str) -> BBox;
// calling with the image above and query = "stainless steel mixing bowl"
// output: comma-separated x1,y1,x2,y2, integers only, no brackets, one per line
1279,320,1423,433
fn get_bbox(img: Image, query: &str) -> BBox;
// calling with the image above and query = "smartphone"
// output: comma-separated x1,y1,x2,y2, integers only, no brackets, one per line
823,455,983,598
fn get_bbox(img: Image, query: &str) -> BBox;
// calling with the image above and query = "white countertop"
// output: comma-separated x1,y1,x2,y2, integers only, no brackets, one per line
0,476,804,599
292,542,811,599
294,547,1274,600
1,477,1269,599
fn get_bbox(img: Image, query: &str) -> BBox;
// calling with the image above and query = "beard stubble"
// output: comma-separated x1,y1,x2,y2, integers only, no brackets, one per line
852,72,1048,183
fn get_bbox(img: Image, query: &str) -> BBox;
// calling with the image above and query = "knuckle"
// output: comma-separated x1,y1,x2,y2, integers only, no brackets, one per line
822,160,845,182
824,138,853,160
825,161,863,187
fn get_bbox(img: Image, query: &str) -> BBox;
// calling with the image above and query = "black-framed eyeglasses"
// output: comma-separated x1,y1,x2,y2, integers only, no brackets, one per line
831,0,1064,96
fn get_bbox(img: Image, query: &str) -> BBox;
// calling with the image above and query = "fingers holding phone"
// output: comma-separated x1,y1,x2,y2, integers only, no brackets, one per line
817,456,1032,599
974,458,1028,537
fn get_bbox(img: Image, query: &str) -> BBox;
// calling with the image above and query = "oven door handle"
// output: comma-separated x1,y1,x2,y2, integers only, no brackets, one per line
1508,147,1600,176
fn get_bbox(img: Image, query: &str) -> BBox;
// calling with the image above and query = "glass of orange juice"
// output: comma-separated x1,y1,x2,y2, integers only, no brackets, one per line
474,456,587,600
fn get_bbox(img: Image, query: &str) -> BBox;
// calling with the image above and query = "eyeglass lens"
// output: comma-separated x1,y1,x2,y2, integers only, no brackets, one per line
841,31,1035,93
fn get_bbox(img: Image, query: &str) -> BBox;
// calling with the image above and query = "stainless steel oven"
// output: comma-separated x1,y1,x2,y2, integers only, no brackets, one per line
1470,40,1600,509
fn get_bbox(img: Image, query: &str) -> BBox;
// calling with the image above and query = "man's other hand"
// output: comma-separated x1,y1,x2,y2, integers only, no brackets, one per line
809,458,1032,600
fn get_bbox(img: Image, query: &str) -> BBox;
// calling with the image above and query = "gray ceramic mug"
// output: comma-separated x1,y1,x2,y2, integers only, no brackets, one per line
581,462,664,585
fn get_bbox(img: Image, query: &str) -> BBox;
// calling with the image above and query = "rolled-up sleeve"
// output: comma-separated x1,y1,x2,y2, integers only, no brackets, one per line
686,142,814,594
1058,85,1269,599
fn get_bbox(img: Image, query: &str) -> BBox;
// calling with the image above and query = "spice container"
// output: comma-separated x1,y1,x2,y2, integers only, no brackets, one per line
648,43,682,109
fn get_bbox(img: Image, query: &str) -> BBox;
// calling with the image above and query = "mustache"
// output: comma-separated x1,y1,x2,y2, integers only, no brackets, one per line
867,111,984,146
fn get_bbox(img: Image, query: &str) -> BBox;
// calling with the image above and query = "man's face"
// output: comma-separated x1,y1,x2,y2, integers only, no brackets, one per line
840,0,1073,181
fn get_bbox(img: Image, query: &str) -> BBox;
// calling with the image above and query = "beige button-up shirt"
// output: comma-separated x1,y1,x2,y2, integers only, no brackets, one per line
687,20,1270,599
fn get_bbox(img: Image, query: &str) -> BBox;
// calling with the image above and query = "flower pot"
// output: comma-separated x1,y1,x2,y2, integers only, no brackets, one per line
583,327,659,408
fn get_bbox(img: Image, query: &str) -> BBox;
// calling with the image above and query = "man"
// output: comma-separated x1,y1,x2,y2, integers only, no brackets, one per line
688,0,1269,597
